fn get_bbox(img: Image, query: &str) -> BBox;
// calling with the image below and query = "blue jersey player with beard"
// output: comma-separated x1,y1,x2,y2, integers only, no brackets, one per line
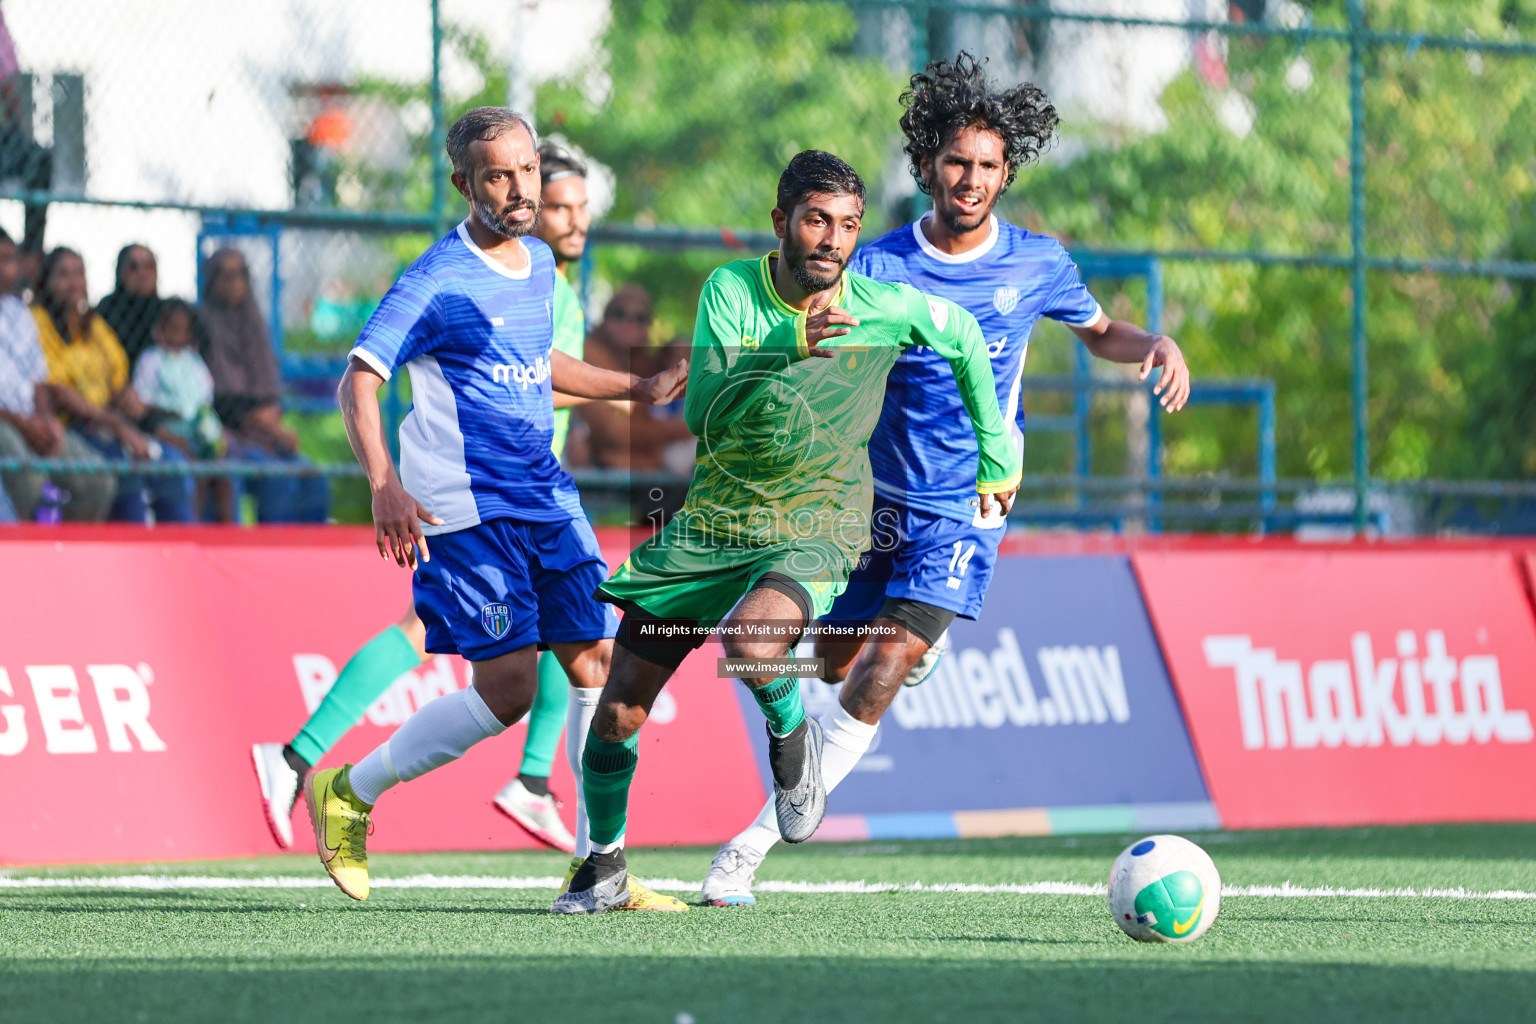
301,107,687,905
701,54,1194,907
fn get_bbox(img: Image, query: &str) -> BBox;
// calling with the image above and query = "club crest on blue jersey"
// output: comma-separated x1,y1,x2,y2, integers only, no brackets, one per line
480,602,512,639
992,286,1021,316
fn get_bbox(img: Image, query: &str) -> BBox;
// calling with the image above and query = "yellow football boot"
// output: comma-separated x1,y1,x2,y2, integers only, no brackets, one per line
305,765,373,901
560,855,688,912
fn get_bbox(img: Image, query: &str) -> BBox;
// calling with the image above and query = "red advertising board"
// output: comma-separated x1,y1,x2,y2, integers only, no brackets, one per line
0,541,272,863
1134,549,1536,829
0,531,765,865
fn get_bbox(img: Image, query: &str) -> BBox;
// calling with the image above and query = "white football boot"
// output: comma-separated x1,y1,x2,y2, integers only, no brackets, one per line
493,777,577,853
250,742,302,849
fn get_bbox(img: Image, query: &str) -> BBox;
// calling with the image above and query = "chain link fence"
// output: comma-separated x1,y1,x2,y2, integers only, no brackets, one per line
3,0,1534,532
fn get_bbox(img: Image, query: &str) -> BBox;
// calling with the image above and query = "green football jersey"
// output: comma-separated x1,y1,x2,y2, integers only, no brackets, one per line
550,270,585,458
678,251,1022,550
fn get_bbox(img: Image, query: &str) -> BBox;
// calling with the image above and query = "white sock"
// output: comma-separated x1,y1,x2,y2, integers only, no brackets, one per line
350,685,506,806
731,703,879,856
590,836,624,854
567,687,601,859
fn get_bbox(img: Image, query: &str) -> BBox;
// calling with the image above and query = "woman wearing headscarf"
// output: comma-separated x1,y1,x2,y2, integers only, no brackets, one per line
197,247,329,523
97,243,161,369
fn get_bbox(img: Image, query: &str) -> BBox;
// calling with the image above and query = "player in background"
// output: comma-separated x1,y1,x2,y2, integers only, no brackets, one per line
298,107,688,908
250,141,606,856
700,54,1191,907
553,150,1023,914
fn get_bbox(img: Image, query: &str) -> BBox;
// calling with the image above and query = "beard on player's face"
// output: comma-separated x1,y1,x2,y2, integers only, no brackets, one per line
934,180,997,234
471,190,540,239
783,232,846,294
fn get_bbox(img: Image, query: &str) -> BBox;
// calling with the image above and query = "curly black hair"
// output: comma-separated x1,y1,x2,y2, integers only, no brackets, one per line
899,52,1059,196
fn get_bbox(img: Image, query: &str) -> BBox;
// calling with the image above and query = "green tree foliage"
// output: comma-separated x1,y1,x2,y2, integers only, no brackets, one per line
1464,202,1536,476
1007,0,1536,481
325,0,1536,488
537,0,902,338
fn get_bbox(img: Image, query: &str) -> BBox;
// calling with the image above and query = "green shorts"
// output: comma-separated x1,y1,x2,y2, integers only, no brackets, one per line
597,522,855,628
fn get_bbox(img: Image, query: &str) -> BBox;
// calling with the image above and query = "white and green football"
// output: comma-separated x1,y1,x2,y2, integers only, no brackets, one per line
1107,834,1221,943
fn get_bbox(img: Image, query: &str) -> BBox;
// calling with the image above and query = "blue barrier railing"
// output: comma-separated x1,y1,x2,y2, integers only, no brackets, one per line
3,459,1534,533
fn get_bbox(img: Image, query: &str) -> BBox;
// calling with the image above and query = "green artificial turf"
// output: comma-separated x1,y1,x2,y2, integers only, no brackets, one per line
6,825,1536,1023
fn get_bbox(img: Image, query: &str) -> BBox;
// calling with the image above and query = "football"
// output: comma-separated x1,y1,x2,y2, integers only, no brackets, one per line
1107,834,1222,943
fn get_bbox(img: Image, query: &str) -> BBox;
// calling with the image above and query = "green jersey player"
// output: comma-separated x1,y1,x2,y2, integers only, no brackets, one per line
553,150,1022,914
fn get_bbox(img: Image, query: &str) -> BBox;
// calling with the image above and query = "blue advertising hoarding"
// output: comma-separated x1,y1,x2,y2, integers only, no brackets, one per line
736,555,1217,839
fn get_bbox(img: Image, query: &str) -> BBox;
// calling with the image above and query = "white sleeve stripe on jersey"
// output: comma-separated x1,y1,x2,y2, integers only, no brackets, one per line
348,346,394,381
1056,302,1105,328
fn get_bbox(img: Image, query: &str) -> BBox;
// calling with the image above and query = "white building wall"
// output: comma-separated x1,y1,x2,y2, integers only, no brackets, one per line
1,0,605,300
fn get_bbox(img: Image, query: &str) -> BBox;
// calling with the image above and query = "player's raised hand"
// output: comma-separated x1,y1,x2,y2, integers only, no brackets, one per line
1141,336,1191,412
372,479,444,569
635,358,688,405
977,486,1018,521
804,305,860,356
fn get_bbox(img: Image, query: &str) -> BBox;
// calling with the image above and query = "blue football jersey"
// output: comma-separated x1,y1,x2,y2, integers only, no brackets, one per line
350,223,583,535
849,214,1103,524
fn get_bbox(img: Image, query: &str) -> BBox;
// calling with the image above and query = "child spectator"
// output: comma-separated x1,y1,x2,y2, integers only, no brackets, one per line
132,299,223,458
132,299,233,521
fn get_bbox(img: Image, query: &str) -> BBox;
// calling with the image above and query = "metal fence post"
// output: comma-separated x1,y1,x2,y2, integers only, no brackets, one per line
386,0,450,458
430,0,449,241
1260,381,1277,529
1348,0,1370,533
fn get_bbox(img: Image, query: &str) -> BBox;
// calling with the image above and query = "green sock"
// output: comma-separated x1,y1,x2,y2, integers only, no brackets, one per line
290,625,422,766
751,677,806,737
581,729,639,847
519,651,570,778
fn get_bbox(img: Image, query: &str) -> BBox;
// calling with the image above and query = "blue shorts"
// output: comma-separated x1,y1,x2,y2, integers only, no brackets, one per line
823,494,1005,624
413,516,619,662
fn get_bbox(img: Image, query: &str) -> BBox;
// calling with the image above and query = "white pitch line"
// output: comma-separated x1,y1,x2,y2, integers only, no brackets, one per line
3,875,1536,900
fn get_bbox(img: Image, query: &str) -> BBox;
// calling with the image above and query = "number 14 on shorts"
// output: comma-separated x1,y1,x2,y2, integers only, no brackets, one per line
946,542,976,591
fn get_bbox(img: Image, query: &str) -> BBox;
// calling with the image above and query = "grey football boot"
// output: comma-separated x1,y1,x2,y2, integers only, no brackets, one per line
903,628,952,687
768,716,826,843
551,849,632,914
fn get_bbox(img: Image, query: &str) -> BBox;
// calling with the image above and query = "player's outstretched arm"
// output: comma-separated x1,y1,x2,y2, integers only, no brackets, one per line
550,350,687,405
338,358,443,569
1071,317,1191,412
900,288,1022,519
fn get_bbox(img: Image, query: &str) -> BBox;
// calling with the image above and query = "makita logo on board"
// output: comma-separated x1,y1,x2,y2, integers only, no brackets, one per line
889,628,1130,730
1203,632,1533,750
0,664,166,755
